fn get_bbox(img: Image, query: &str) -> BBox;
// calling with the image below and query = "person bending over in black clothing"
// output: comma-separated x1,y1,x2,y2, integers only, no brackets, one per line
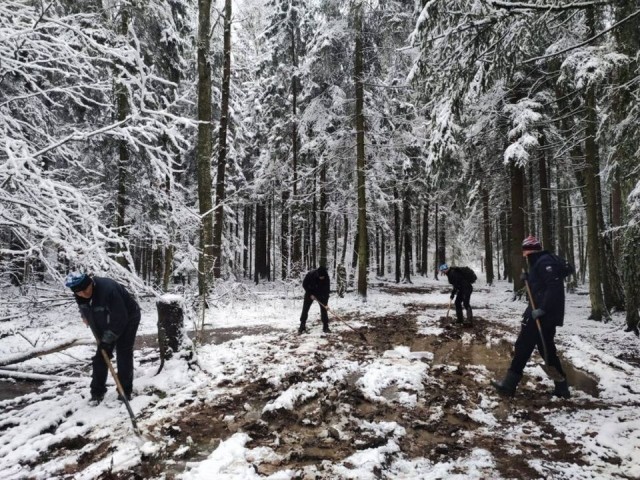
65,273,141,405
299,266,331,334
439,263,474,326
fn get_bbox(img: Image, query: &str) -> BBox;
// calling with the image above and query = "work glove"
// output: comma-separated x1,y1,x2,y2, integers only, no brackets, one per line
99,330,118,351
520,271,529,282
450,293,455,300
531,308,545,320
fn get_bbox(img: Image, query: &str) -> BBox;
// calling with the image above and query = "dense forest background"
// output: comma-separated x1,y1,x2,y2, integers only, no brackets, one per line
1,0,639,331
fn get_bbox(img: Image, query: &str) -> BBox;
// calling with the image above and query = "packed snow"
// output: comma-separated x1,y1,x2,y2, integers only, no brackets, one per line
0,274,638,479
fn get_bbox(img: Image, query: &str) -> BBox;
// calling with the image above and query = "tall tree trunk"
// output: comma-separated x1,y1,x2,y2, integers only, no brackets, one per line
622,224,640,333
212,0,232,279
433,203,439,279
402,192,412,283
598,187,625,310
510,162,526,292
354,1,367,299
556,185,575,290
333,220,338,273
527,161,536,236
583,82,607,321
380,226,386,277
538,131,552,250
268,199,272,280
495,219,501,280
611,172,622,260
341,214,348,266
394,187,401,283
290,20,302,273
196,0,214,296
319,162,327,267
437,210,446,267
375,227,381,276
482,182,494,285
254,203,268,283
500,207,511,281
281,191,289,279
421,200,429,276
243,205,251,277
114,7,131,270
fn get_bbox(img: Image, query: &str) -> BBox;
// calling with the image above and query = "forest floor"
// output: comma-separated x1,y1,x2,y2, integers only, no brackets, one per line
1,280,638,479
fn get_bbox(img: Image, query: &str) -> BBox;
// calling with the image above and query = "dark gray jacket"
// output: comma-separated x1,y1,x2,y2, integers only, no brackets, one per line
76,277,140,339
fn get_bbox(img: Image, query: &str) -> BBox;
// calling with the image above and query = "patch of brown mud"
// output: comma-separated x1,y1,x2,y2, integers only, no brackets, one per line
136,325,284,350
29,438,112,477
39,307,602,479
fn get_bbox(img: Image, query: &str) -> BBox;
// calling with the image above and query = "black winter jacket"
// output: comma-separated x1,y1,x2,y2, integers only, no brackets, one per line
446,267,472,296
302,269,330,303
525,251,565,327
75,277,140,340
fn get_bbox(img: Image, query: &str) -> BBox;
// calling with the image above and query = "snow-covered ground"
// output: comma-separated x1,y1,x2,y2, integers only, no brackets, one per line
0,275,638,479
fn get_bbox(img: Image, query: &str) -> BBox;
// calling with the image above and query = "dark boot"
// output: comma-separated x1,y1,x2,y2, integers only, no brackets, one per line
323,325,331,334
117,392,132,402
455,308,464,324
491,370,522,397
298,323,308,335
464,307,473,326
550,380,571,399
89,393,104,406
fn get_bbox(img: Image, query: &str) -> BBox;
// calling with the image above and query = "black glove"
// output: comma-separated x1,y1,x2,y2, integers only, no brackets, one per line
531,308,545,320
520,272,529,281
99,330,118,350
450,293,455,300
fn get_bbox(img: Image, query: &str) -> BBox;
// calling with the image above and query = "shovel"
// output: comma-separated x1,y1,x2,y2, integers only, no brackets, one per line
523,277,566,382
446,298,452,322
315,298,368,342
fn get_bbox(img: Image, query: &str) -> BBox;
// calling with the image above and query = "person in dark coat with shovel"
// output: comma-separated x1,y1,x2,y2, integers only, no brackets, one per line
492,235,570,399
439,263,474,326
299,266,331,334
65,273,141,405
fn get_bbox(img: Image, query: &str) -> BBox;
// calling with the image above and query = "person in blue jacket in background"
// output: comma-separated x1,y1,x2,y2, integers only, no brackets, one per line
66,273,141,405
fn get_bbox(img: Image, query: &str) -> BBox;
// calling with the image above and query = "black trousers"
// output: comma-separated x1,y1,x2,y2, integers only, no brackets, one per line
91,314,140,397
299,294,329,328
455,286,473,318
509,315,565,377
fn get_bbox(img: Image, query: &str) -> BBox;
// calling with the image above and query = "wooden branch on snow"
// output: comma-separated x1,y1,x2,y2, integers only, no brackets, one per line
0,338,92,367
0,369,83,383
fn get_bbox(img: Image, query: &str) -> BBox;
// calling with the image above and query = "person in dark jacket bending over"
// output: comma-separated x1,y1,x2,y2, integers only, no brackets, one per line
492,235,570,399
439,263,473,326
65,273,141,405
299,266,331,334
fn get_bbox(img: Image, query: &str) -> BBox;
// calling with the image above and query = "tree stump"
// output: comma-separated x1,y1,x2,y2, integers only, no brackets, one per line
156,295,185,362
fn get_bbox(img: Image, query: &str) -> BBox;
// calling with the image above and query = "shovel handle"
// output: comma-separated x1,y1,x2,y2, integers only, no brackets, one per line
316,300,367,341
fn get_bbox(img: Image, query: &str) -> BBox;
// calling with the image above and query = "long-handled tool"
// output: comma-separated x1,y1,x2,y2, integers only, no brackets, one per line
446,298,452,322
523,276,566,382
315,298,368,342
86,322,142,436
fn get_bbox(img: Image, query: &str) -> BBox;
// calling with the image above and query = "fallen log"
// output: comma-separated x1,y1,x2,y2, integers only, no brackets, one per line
0,338,91,367
0,369,83,382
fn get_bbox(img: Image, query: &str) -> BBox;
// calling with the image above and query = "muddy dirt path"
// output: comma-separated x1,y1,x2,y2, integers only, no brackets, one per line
29,295,614,479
